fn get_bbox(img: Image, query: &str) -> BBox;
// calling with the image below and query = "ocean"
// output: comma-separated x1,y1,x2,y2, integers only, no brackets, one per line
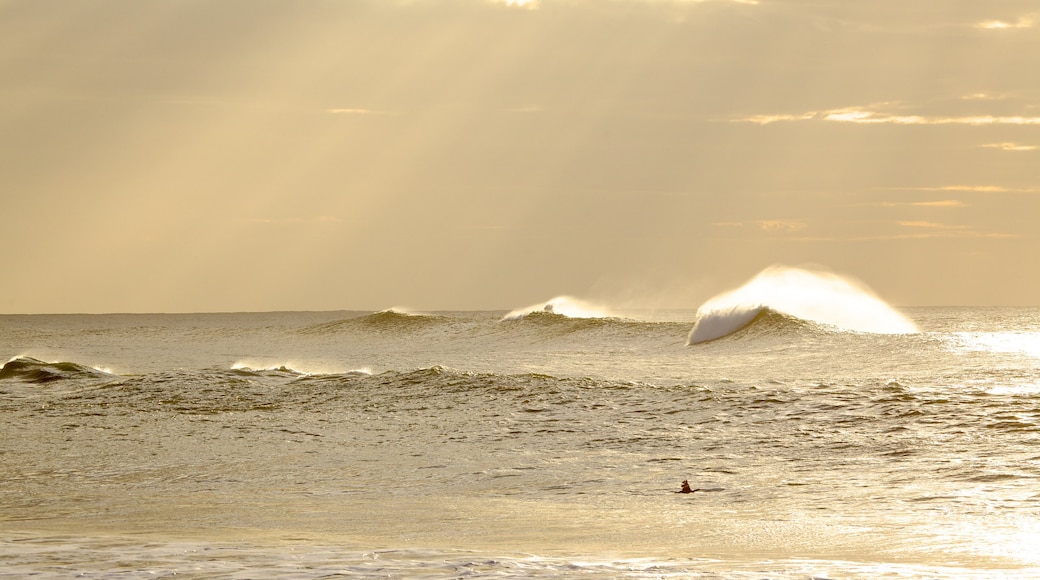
2,296,1039,577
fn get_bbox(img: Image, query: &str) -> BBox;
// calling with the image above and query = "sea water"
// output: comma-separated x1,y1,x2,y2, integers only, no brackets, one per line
2,303,1039,578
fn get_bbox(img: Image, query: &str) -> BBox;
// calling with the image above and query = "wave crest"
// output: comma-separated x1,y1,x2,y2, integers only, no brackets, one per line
0,356,114,383
360,308,447,327
502,296,614,321
687,265,918,345
687,306,765,344
299,308,447,335
688,307,818,344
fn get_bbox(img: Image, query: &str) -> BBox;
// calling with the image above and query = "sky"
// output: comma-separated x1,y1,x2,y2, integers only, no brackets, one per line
2,0,1038,313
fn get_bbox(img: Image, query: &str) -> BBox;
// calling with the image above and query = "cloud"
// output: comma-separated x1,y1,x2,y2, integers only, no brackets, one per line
976,17,1034,30
982,142,1038,151
712,218,1015,243
735,105,1040,126
961,93,1009,101
891,220,1019,240
757,220,807,233
908,185,1040,194
738,113,816,124
882,200,967,208
247,216,343,225
490,0,539,8
326,108,399,116
505,106,544,113
887,232,1020,240
913,200,967,207
897,221,967,230
486,0,757,7
710,220,807,233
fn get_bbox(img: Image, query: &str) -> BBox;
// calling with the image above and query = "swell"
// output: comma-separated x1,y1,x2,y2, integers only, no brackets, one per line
4,364,646,417
8,361,1038,467
498,310,684,336
0,356,113,384
297,309,452,335
293,310,692,348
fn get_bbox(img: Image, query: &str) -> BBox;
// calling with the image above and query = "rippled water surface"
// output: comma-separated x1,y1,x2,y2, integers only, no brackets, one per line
2,307,1039,578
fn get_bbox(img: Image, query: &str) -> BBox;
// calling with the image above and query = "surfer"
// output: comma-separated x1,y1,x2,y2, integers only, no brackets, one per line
676,479,701,494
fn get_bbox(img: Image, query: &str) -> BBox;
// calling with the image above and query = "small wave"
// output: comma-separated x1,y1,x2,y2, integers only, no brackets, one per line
371,307,427,318
0,356,115,383
231,362,309,375
495,309,686,345
299,309,448,335
363,308,447,324
231,361,372,376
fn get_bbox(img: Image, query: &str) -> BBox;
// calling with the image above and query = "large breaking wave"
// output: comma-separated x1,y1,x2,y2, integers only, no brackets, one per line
687,266,918,345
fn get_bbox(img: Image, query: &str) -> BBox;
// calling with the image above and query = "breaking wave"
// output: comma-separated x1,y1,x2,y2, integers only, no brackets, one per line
687,265,918,345
687,307,816,344
502,296,614,321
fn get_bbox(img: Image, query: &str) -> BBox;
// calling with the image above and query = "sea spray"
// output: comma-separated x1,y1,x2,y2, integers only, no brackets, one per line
687,265,918,344
502,296,614,321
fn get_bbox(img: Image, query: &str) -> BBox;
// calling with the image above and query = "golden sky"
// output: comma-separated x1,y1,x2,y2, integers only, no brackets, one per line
2,0,1038,312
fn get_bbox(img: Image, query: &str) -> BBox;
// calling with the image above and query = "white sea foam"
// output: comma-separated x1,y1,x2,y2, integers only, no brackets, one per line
688,265,918,344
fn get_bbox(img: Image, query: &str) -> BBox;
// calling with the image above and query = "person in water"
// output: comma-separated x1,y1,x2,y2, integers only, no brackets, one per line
677,479,701,494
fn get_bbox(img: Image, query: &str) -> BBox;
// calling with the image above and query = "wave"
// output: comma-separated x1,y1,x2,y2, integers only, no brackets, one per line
299,308,449,335
687,307,816,344
357,308,450,328
688,306,765,344
0,356,115,384
687,265,918,345
495,308,692,346
502,296,614,321
6,363,651,418
288,307,690,349
501,310,615,327
289,365,642,395
231,361,373,376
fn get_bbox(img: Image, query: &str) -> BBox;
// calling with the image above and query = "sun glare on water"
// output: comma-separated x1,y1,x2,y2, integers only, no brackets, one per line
957,332,1040,359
